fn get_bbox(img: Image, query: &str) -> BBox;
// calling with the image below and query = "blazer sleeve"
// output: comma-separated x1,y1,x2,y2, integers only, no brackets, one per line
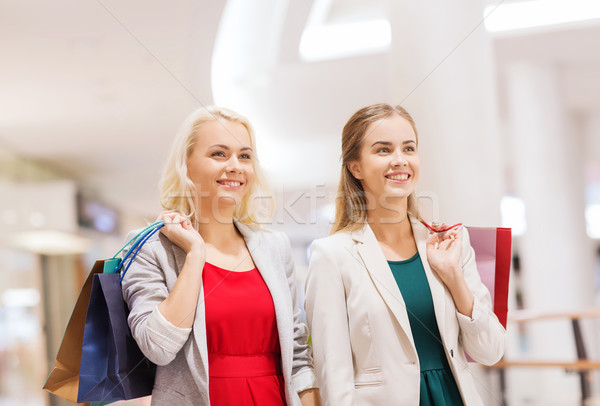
455,227,506,365
279,232,318,393
121,231,192,366
305,239,356,405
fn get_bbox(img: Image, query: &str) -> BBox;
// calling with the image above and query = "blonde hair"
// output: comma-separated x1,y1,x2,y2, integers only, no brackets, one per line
331,103,421,234
160,106,273,228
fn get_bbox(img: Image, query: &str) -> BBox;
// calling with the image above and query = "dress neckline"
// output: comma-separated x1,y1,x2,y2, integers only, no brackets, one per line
205,262,257,273
387,251,420,265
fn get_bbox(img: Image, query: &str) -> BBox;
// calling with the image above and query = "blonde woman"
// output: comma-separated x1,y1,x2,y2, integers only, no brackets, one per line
305,104,505,405
122,107,320,406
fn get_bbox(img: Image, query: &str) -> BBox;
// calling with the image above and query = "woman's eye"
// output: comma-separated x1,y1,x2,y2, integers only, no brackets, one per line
405,146,415,152
211,151,226,157
240,153,252,160
377,147,390,153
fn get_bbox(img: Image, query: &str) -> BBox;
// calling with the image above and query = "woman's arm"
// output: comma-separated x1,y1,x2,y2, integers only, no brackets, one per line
156,211,206,329
122,211,205,366
279,233,320,400
305,239,356,406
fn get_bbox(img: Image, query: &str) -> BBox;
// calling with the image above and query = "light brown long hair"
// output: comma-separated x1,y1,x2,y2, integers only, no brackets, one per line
331,103,421,234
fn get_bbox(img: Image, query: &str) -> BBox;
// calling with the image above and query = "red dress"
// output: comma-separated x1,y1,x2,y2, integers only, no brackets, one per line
203,262,286,406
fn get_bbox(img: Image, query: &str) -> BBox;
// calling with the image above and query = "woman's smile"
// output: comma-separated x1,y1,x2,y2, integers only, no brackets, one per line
385,171,412,183
216,178,244,190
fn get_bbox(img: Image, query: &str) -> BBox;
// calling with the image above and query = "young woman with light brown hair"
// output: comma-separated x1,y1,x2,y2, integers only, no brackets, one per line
305,103,505,405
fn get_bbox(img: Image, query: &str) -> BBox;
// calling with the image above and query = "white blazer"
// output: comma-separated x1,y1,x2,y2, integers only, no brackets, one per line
305,217,505,405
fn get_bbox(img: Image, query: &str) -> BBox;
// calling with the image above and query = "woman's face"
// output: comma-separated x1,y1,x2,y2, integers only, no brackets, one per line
187,119,255,209
349,114,419,204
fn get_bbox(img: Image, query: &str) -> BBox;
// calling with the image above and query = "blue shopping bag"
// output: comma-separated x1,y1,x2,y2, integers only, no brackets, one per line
77,222,163,403
77,273,156,402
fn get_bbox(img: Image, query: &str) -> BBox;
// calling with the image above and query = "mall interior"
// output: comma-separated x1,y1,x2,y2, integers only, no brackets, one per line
1,0,600,405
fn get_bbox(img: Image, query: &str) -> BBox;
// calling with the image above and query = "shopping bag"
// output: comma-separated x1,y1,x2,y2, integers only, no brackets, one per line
466,227,512,328
44,222,163,404
77,272,155,402
42,259,111,404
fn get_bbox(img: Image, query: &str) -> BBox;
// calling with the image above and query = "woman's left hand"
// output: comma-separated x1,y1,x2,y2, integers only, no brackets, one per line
425,228,463,288
299,388,322,406
426,226,475,317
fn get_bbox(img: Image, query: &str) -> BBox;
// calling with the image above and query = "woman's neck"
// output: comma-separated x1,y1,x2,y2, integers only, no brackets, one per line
368,197,413,245
196,203,239,247
197,218,237,241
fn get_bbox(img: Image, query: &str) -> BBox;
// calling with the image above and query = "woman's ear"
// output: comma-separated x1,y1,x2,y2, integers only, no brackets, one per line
347,161,363,180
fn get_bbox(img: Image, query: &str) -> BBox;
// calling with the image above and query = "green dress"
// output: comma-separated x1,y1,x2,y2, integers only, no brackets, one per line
388,253,465,406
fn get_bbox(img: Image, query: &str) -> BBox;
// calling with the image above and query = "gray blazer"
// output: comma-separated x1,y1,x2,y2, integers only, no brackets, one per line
122,220,317,405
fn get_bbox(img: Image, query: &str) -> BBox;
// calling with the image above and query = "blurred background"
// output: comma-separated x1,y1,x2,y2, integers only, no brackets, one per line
1,0,599,405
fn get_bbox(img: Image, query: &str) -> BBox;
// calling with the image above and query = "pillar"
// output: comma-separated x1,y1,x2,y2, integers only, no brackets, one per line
506,61,596,404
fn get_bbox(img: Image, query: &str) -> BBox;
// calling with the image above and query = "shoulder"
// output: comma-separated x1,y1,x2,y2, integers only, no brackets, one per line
127,227,172,246
124,226,180,258
260,226,289,245
310,231,354,253
235,221,291,252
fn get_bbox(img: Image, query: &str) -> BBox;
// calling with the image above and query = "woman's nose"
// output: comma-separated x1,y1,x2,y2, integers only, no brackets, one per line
391,151,408,167
226,155,242,172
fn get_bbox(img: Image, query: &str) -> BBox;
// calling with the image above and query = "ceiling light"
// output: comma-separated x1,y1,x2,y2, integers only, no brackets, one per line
484,0,600,33
299,19,391,62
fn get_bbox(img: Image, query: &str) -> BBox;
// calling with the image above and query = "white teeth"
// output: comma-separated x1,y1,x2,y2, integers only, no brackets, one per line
387,174,409,181
219,181,241,186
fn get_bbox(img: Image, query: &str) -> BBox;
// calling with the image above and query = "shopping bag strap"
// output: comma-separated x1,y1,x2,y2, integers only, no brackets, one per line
113,221,164,259
112,221,164,276
119,224,164,283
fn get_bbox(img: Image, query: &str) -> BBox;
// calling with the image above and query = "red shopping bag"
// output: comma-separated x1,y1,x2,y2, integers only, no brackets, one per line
466,227,512,328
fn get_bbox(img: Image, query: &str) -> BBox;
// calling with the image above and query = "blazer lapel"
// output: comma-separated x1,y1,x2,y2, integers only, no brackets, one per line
352,224,416,349
234,221,293,378
234,221,280,298
411,217,447,343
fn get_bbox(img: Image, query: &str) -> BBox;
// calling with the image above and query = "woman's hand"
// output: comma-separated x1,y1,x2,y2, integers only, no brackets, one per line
426,226,474,317
158,211,205,257
425,228,462,288
156,210,206,329
299,388,322,406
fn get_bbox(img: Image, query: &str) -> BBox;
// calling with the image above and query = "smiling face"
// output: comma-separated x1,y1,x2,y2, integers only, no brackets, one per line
348,113,419,206
187,119,255,211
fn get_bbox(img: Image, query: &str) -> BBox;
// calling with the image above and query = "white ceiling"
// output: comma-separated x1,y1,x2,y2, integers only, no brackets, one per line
0,0,224,216
1,0,599,223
